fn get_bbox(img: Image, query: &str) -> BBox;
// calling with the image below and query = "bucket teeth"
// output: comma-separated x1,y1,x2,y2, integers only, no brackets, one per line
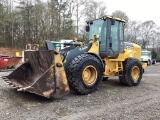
13,85,19,89
3,78,9,81
5,80,12,83
10,84,15,87
2,77,10,82
3,78,20,89
17,86,31,92
4,80,10,82
6,83,12,85
14,84,20,89
17,88,23,91
10,84,20,89
3,77,9,79
2,76,7,79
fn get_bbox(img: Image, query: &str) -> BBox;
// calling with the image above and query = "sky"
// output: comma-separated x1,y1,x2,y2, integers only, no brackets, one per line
100,0,160,26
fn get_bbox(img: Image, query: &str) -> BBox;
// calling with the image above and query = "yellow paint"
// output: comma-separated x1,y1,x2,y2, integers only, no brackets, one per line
102,42,142,77
142,63,147,69
88,35,100,54
73,38,77,42
107,16,125,22
91,16,125,23
43,89,54,97
86,36,143,77
54,52,70,93
82,65,97,85
103,58,123,76
131,66,140,81
16,52,20,57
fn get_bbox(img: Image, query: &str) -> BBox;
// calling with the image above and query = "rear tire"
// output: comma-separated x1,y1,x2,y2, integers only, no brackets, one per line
119,58,142,86
119,75,127,85
152,59,156,64
67,54,103,95
103,77,109,81
147,60,151,66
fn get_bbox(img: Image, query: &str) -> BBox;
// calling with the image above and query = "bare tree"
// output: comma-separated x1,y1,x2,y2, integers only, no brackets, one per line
83,0,107,21
112,10,129,23
1,0,160,51
125,20,141,43
139,20,156,49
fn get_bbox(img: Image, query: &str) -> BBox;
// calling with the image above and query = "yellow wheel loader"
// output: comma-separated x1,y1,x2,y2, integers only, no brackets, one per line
2,16,147,98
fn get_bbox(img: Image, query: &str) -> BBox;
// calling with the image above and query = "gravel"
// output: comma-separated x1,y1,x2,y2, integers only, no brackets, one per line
0,63,160,120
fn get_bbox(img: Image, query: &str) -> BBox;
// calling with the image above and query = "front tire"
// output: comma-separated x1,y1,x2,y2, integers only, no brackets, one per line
119,58,143,86
147,60,151,66
103,77,109,81
152,59,156,64
67,54,103,95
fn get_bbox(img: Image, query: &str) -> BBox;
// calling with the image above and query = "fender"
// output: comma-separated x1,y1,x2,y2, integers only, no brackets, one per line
87,52,104,69
63,43,92,71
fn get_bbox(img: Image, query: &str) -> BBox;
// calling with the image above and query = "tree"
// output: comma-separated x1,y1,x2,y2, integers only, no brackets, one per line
139,20,156,49
83,0,107,21
1,0,160,51
151,49,157,59
112,10,129,23
124,20,141,43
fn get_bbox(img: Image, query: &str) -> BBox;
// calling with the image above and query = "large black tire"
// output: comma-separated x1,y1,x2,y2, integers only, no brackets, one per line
152,59,156,64
103,77,109,81
147,59,151,66
119,75,127,85
119,58,143,86
67,54,103,95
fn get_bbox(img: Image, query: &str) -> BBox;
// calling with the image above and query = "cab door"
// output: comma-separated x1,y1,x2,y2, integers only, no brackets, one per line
107,19,124,58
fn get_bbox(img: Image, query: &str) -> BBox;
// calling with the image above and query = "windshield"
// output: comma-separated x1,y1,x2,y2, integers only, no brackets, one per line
141,52,150,56
89,19,104,40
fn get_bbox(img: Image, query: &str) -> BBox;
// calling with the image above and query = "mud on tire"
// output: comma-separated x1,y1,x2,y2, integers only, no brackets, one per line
119,58,143,86
67,54,103,95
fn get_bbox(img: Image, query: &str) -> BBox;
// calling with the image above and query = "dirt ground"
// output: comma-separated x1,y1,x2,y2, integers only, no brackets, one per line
0,63,160,120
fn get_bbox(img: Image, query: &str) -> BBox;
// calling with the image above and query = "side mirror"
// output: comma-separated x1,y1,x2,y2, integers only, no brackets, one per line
86,25,90,32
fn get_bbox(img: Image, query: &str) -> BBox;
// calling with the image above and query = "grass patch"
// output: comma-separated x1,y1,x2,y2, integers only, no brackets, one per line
107,89,117,94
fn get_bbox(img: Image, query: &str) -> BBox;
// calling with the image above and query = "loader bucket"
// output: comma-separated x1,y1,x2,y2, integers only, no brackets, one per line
2,50,70,98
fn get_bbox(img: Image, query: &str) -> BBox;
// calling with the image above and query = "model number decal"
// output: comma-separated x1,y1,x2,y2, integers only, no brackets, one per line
125,45,134,49
79,46,88,51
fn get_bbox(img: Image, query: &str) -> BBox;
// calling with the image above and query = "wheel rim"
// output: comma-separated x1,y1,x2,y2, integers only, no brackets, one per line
131,66,140,80
82,65,97,85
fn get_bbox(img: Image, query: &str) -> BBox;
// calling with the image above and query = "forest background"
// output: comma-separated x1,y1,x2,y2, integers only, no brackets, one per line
0,0,160,59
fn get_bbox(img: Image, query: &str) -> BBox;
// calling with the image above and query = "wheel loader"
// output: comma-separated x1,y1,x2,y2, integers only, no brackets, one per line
2,16,147,98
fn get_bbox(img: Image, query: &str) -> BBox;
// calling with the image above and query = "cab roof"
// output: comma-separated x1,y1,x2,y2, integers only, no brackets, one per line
87,15,126,23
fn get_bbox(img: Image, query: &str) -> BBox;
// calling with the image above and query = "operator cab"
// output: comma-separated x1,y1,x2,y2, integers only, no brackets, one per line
86,16,125,58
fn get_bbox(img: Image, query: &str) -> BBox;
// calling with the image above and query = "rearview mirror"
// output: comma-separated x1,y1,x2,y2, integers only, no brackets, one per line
86,25,90,32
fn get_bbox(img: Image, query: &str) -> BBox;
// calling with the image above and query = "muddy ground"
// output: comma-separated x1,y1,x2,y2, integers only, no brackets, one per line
0,63,160,120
